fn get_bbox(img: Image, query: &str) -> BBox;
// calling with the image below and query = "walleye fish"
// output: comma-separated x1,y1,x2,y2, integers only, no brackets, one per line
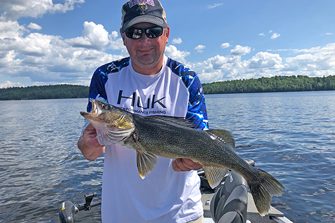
81,99,285,216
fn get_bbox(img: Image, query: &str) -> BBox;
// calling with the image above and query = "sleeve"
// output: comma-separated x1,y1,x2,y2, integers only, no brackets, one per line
185,74,209,130
167,58,209,130
81,65,109,134
86,65,109,112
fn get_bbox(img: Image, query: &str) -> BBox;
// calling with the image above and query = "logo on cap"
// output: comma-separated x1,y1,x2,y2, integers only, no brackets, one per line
129,0,155,8
121,0,167,32
137,3,148,14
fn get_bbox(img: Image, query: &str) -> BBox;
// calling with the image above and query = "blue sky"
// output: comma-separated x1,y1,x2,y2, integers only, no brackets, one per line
0,0,334,88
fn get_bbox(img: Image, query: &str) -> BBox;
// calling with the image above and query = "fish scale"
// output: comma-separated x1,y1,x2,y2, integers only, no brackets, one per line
81,99,286,216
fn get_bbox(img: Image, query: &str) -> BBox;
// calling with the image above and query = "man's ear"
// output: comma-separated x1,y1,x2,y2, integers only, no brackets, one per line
120,28,126,46
165,26,170,44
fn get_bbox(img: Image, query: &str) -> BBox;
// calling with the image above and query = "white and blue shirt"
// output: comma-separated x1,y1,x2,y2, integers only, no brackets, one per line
84,55,208,223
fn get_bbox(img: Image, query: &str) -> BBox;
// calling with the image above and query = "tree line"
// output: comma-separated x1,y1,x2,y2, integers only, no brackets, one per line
202,75,335,94
0,84,89,100
1,75,335,100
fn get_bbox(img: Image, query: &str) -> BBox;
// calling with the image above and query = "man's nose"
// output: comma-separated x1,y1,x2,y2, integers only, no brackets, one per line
139,33,151,43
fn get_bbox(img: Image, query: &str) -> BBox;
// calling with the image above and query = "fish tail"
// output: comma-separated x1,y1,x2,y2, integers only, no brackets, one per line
247,168,285,216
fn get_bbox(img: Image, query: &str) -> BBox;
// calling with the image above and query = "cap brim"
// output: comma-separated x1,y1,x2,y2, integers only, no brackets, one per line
122,15,166,32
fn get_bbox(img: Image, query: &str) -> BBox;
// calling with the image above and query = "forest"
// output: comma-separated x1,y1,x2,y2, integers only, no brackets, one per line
1,75,335,100
0,84,89,100
202,75,335,94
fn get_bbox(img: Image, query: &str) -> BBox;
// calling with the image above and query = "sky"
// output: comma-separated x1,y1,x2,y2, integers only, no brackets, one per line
0,0,334,88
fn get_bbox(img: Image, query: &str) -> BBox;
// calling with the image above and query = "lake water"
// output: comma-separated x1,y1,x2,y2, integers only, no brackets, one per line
0,91,334,223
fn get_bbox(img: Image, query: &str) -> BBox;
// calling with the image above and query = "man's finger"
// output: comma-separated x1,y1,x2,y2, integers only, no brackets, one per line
173,158,190,171
172,158,202,172
182,158,202,169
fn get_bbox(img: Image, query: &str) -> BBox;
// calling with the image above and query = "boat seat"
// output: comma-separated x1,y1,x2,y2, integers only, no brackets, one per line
210,171,248,223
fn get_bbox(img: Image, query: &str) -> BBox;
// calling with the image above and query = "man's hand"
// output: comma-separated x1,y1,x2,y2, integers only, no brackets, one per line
172,158,202,172
82,123,102,148
77,123,105,161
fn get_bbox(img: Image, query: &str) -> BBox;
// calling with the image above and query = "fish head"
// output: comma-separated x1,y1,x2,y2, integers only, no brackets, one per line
81,99,134,129
80,99,135,145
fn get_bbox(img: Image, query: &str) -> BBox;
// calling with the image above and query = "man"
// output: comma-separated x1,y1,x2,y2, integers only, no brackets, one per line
77,0,208,222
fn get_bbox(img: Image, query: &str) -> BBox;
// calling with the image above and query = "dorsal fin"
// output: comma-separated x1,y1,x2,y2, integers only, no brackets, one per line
144,115,196,128
206,129,235,150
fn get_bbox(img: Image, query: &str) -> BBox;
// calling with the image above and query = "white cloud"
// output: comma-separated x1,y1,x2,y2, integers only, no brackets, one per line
0,50,17,67
248,52,283,69
320,33,333,36
17,33,56,57
1,14,334,87
194,43,335,83
1,19,335,87
230,45,251,56
0,0,85,21
65,21,110,51
172,38,182,44
259,33,265,36
208,3,223,9
285,43,335,71
196,70,224,83
27,22,42,30
221,43,230,49
0,80,24,88
271,33,280,39
109,31,128,56
267,49,290,52
0,1,334,87
205,55,229,69
195,51,284,83
110,31,118,39
165,45,190,64
195,45,206,53
0,19,124,86
195,54,247,82
109,32,125,50
293,46,321,54
0,21,27,38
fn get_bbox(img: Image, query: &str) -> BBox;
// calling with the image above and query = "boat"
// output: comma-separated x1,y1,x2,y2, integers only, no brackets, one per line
59,160,292,223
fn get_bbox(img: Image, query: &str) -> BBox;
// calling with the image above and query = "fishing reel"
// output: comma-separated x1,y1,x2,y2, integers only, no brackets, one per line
59,193,101,223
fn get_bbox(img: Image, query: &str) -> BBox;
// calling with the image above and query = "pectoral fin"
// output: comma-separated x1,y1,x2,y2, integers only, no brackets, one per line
203,166,230,189
137,151,158,179
129,133,158,179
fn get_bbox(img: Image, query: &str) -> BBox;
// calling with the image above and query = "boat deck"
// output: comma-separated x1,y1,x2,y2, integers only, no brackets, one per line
201,191,290,223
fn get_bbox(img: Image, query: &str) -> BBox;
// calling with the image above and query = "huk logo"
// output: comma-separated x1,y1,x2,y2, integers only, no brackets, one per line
129,0,155,8
117,90,166,109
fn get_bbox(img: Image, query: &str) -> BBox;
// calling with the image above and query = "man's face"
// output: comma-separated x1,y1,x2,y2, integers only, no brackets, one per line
121,23,170,74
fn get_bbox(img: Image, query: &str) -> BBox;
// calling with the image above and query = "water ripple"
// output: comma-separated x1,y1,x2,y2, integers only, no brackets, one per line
1,93,335,222
206,91,335,223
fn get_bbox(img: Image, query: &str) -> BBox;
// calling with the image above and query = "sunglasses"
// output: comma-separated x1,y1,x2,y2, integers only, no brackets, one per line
125,27,164,39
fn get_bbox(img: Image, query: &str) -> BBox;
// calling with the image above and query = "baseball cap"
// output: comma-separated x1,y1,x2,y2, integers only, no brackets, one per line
121,0,167,33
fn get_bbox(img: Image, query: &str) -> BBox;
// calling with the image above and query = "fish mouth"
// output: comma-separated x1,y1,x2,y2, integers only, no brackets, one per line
80,99,135,131
90,99,102,115
80,99,102,119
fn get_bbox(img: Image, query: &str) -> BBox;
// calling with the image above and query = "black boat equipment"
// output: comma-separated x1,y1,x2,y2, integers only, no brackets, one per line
58,160,256,223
